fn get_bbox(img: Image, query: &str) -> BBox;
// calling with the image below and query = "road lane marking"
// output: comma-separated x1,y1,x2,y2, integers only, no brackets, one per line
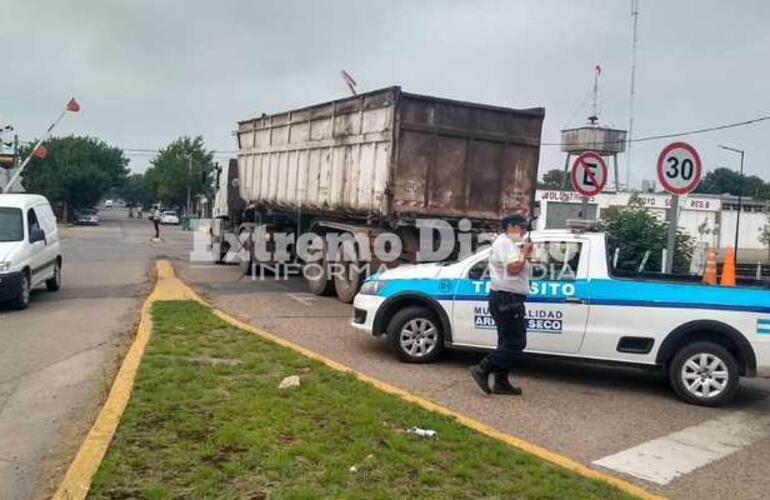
593,410,770,485
55,260,661,500
287,292,318,306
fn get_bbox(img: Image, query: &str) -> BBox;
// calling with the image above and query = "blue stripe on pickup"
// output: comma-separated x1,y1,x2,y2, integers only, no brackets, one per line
377,276,770,315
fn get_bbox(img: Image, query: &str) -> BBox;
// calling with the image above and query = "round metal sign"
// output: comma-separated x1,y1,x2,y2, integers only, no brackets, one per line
571,151,608,197
657,141,702,195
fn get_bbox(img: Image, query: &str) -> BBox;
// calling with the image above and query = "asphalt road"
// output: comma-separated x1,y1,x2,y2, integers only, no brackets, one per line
3,210,770,499
0,208,181,499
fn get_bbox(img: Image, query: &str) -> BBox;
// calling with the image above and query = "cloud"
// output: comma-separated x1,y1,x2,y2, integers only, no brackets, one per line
1,0,768,186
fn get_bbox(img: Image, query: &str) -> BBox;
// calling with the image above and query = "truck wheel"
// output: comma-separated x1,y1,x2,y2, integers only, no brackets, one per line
12,271,31,310
669,341,739,406
304,232,335,296
238,228,255,276
333,239,363,303
305,259,335,296
46,260,62,291
387,306,444,363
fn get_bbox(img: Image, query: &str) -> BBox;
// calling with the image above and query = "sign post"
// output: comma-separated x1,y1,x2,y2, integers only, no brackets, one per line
571,151,608,220
657,141,702,273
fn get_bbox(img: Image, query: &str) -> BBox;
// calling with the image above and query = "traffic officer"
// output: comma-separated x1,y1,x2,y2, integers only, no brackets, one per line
470,213,533,395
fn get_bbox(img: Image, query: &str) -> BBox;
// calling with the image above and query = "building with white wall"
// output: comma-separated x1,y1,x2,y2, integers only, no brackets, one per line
534,190,768,260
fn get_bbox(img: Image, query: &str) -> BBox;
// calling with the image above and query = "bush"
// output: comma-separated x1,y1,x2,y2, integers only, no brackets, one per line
597,195,694,274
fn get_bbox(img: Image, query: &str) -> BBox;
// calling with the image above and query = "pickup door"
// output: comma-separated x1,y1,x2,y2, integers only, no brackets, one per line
451,237,591,354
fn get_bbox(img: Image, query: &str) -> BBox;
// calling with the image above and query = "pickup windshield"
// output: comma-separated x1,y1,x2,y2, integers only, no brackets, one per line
0,207,24,242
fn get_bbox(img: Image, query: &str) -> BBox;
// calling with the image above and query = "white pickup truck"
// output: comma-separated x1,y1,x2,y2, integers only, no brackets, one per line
352,230,770,406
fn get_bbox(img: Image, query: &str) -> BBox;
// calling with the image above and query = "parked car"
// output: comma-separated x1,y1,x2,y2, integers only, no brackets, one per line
74,208,100,225
0,194,62,309
160,210,180,225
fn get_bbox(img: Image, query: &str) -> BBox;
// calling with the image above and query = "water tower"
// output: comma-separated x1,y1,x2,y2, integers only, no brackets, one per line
561,66,627,191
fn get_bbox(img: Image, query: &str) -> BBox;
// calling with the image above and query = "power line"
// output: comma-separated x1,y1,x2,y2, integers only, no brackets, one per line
16,113,770,153
541,114,770,148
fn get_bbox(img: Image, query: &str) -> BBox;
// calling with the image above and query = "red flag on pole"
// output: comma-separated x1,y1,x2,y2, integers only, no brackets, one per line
34,145,48,159
340,70,357,96
66,98,80,112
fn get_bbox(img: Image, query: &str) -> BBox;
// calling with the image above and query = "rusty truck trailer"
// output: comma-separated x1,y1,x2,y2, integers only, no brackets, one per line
222,86,544,302
236,86,544,224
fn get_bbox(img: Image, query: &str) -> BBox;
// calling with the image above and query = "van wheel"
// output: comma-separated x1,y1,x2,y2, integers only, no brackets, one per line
387,307,444,363
46,260,62,291
13,272,31,310
669,341,739,406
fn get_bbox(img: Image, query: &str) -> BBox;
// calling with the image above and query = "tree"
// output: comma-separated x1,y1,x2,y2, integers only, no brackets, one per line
538,168,569,190
760,204,770,261
120,173,154,208
695,167,769,201
598,195,694,274
144,136,215,211
21,136,129,219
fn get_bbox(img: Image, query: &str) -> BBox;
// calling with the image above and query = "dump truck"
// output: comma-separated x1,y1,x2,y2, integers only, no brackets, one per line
210,86,545,302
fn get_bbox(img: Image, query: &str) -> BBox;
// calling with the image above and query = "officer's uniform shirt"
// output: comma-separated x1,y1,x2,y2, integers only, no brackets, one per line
488,233,530,295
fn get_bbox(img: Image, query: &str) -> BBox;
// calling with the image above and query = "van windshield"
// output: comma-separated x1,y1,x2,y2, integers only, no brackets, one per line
0,207,24,242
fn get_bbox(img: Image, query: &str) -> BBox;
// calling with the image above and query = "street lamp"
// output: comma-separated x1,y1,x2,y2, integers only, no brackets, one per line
184,154,192,215
718,145,745,263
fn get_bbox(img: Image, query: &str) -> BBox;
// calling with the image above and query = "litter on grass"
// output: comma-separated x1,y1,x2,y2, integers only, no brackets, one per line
278,375,301,389
406,427,437,438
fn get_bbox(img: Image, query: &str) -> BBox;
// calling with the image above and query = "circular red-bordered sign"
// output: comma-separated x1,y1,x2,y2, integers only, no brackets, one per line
571,151,608,197
657,141,702,195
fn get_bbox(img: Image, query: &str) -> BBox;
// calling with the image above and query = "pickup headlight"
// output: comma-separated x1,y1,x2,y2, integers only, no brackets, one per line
359,280,385,296
0,261,11,272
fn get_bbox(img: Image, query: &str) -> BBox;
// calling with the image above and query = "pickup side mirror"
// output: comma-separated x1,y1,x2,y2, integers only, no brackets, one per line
30,228,46,244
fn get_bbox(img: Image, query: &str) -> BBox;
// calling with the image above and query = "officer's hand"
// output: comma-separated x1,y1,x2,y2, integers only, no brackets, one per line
521,242,533,257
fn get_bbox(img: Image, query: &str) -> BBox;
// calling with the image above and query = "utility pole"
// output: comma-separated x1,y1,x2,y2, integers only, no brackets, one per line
626,0,640,191
719,145,745,263
186,154,192,215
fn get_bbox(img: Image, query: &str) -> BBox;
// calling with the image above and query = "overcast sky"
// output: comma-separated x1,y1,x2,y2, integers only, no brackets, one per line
2,0,769,190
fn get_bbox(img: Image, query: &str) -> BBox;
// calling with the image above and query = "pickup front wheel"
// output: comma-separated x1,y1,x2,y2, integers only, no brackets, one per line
669,341,739,406
387,307,444,363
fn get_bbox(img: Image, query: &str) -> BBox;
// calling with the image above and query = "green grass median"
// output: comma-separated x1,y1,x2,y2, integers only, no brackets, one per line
89,301,633,499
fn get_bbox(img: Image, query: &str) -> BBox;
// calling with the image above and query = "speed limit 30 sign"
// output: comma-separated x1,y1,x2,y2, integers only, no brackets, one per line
657,142,702,195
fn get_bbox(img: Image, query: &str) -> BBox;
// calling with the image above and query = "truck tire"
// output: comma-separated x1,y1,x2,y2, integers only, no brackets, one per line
669,341,739,406
238,228,255,276
333,239,363,303
387,306,444,363
305,259,335,296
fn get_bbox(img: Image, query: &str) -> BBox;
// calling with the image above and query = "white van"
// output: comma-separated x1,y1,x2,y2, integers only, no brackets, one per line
0,194,62,309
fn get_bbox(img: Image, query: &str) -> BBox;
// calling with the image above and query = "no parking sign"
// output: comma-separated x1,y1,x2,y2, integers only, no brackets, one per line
571,152,608,197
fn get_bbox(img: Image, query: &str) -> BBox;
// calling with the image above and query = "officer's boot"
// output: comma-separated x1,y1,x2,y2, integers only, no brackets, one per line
469,360,492,394
492,372,522,396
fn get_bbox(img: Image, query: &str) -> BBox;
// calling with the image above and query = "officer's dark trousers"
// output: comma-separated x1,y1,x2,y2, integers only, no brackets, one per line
482,290,527,373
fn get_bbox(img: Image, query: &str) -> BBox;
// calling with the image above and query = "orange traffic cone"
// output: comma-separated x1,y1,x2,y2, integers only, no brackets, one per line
720,248,736,287
703,245,717,285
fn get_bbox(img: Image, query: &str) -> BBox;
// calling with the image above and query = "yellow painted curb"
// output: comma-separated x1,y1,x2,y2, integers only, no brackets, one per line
54,260,662,500
52,261,199,500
